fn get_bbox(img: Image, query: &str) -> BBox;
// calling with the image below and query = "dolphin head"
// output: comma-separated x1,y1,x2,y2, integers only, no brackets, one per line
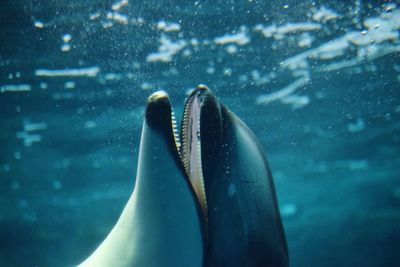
178,85,288,267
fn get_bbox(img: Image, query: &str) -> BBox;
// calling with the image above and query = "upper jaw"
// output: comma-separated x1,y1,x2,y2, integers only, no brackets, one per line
180,85,223,220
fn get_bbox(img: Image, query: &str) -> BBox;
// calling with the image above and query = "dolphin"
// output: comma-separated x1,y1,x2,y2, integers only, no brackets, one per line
78,85,288,267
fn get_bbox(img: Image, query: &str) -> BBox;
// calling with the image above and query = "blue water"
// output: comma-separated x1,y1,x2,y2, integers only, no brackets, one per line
1,0,400,266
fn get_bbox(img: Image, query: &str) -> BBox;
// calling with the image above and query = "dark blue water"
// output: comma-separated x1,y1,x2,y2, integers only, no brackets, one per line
1,0,400,266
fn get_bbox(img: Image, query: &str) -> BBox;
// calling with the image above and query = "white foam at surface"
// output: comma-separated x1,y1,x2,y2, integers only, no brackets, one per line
366,11,400,31
298,32,314,47
214,31,250,45
89,12,100,20
292,69,310,78
312,6,339,23
256,76,309,105
254,24,276,38
281,53,310,70
104,73,122,80
346,27,398,46
146,35,186,63
35,67,100,77
314,36,349,59
283,36,349,69
316,59,360,72
1,84,31,93
316,44,400,72
255,22,321,39
281,8,400,75
277,22,321,34
112,0,128,11
157,20,181,32
281,94,310,109
361,44,400,60
106,11,129,24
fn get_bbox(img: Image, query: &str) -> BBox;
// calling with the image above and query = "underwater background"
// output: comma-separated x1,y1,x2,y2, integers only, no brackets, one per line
1,0,400,266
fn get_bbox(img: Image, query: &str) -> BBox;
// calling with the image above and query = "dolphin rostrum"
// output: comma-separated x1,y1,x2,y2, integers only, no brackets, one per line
78,85,288,267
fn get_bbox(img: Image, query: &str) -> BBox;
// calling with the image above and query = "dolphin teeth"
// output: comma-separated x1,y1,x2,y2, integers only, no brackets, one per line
171,109,181,153
196,137,208,212
179,88,208,219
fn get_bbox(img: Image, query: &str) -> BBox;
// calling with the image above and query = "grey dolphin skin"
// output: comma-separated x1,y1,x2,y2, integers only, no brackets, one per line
78,85,288,267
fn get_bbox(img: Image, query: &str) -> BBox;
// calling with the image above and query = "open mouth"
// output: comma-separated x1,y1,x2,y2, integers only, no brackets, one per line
145,84,221,221
179,86,209,219
178,85,223,222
